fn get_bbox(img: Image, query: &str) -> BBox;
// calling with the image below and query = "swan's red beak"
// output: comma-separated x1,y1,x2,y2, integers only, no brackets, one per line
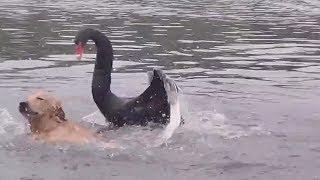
76,42,85,60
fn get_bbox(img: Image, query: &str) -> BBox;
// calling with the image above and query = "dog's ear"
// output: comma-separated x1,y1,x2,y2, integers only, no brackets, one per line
55,107,67,123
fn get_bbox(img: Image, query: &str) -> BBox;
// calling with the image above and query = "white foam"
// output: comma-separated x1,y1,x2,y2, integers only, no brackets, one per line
153,74,181,146
161,97,181,141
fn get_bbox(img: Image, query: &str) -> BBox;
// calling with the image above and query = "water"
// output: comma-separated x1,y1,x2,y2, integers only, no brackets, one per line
0,0,320,179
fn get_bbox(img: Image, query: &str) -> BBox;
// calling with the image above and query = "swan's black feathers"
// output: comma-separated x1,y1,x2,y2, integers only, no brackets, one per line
75,29,180,127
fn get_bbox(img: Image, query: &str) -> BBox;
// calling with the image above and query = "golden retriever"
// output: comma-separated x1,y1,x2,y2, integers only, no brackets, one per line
18,91,117,148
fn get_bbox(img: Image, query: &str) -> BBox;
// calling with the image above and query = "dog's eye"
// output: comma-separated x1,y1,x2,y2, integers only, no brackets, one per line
37,97,45,100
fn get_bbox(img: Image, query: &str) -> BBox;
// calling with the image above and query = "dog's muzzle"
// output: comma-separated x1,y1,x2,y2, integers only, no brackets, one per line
19,101,26,108
19,101,28,112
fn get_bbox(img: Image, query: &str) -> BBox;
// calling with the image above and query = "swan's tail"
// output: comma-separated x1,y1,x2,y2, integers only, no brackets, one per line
148,69,182,145
148,69,181,103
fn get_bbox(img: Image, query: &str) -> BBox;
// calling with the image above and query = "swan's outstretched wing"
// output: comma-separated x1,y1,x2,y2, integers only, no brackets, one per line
110,69,180,127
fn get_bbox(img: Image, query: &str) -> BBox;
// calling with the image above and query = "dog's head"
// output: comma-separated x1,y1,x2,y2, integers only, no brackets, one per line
19,91,67,133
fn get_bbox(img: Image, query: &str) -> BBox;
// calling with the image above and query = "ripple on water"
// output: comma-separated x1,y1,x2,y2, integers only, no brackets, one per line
0,60,55,71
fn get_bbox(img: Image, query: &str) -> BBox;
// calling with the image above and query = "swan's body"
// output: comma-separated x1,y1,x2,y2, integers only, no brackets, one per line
74,28,180,128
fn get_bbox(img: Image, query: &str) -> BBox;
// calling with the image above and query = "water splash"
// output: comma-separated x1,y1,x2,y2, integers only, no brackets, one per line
81,110,107,126
0,108,26,137
184,109,270,139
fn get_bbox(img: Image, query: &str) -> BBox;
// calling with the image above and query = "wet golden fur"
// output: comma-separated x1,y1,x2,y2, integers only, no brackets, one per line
19,91,117,147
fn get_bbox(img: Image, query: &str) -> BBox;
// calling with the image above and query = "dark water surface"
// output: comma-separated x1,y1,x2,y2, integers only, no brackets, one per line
0,0,320,179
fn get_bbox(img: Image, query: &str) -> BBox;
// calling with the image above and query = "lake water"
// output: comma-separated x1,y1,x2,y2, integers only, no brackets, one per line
0,0,320,179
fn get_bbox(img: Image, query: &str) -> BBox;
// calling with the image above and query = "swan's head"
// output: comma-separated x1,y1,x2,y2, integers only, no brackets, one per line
74,28,97,60
74,28,113,60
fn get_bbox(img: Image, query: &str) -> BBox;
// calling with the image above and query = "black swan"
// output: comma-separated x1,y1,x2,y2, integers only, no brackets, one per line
74,28,181,129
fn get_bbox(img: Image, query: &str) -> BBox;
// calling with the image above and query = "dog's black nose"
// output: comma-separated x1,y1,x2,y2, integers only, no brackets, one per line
19,102,27,107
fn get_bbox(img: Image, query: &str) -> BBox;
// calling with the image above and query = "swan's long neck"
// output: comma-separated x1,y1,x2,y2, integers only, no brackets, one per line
89,30,116,114
91,31,113,92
